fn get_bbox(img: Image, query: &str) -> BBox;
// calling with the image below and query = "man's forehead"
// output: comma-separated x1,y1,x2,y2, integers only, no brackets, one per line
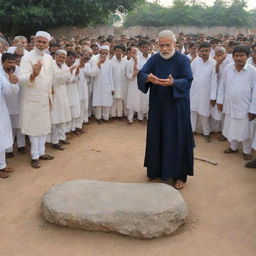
158,37,173,43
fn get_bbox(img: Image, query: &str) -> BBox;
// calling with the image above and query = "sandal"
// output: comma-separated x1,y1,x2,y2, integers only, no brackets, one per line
243,153,252,161
31,159,40,168
2,167,14,173
224,148,238,154
0,170,9,178
39,154,54,160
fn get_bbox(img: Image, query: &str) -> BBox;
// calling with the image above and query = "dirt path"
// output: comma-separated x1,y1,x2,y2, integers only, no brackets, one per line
0,120,255,256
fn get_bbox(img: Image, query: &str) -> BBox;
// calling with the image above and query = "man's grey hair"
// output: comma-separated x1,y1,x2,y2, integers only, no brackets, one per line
215,46,226,54
13,35,27,44
158,30,176,42
55,49,67,55
82,46,93,54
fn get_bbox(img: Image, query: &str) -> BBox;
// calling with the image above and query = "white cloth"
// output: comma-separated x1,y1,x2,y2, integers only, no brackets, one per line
126,59,146,113
247,57,256,68
230,139,251,154
111,56,127,99
29,135,46,160
222,114,250,142
4,68,20,115
191,111,211,135
217,63,256,119
0,151,6,169
51,62,72,124
92,59,114,107
190,56,216,117
36,31,51,41
0,72,19,152
94,106,111,120
111,98,123,117
64,63,80,119
6,127,25,152
51,123,66,144
19,49,54,136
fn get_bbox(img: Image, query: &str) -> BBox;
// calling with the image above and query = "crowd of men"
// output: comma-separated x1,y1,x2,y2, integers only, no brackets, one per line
1,30,256,179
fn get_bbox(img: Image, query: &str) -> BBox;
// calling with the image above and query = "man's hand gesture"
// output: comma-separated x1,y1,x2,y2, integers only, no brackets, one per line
30,60,42,81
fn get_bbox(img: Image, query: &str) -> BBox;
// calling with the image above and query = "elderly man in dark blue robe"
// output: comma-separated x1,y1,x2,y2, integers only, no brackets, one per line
137,30,194,190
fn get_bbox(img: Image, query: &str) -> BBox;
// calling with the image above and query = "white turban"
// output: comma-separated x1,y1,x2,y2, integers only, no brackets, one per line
100,45,110,51
35,31,51,41
55,49,67,55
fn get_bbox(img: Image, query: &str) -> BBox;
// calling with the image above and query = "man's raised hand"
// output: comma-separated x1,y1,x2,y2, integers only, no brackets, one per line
147,73,159,84
30,60,42,81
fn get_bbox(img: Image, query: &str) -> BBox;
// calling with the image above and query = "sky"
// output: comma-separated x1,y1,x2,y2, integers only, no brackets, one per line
148,0,256,10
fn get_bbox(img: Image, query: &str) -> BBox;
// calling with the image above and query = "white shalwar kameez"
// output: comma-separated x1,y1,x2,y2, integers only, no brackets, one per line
0,72,19,169
126,58,145,123
19,49,54,160
64,64,80,132
217,63,256,154
92,59,114,121
110,56,127,118
51,62,72,144
190,56,216,135
4,67,26,152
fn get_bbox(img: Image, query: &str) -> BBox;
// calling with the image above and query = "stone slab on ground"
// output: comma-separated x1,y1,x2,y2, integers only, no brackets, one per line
41,180,188,239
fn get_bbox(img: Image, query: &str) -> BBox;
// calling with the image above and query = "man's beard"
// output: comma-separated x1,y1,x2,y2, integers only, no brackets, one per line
34,47,45,56
160,48,175,60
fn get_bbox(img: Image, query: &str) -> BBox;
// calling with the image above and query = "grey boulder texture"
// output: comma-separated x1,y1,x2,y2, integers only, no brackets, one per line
41,180,188,239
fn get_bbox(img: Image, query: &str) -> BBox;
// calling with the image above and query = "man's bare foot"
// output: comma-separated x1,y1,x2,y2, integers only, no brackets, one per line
174,180,185,190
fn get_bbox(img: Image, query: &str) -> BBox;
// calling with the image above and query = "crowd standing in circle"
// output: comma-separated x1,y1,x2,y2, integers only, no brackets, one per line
1,30,256,183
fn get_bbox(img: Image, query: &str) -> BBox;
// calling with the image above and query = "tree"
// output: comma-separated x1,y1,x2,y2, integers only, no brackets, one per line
0,0,144,36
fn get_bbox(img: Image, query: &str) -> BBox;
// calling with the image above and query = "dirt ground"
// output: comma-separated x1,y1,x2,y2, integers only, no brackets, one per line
0,119,256,256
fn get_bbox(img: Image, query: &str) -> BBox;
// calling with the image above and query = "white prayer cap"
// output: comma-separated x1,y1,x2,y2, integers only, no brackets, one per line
55,49,67,55
35,31,51,41
100,45,110,51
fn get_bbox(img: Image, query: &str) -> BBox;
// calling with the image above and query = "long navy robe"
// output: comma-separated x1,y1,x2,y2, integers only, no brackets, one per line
137,51,194,181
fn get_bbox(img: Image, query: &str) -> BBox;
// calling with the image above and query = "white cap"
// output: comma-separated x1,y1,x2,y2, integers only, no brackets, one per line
55,49,67,55
35,31,51,41
100,45,110,51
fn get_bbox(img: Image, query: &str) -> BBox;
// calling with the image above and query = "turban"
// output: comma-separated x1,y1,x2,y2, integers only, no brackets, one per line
35,31,51,41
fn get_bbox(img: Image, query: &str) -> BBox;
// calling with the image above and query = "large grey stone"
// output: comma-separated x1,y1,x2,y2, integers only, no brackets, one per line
41,180,188,239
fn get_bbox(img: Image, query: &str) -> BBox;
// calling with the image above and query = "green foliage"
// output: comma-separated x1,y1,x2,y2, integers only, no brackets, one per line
124,1,255,28
0,0,144,36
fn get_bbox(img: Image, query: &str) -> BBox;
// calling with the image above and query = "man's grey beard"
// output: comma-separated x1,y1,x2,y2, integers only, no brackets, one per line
160,48,175,60
34,47,45,56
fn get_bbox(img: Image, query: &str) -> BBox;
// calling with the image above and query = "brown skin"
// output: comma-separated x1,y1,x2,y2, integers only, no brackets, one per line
251,46,256,65
217,52,256,121
30,36,49,81
199,47,210,62
55,53,67,68
114,48,124,61
2,59,19,84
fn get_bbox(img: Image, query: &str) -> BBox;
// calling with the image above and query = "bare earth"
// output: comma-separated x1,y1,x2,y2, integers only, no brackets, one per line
1,119,256,256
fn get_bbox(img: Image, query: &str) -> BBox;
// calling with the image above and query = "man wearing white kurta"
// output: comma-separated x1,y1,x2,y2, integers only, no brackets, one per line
64,51,81,134
217,45,256,160
76,50,93,129
190,42,216,141
2,53,26,156
126,47,144,123
137,41,151,120
0,66,19,178
51,50,72,150
92,45,114,122
19,31,54,168
210,47,228,135
110,45,127,119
